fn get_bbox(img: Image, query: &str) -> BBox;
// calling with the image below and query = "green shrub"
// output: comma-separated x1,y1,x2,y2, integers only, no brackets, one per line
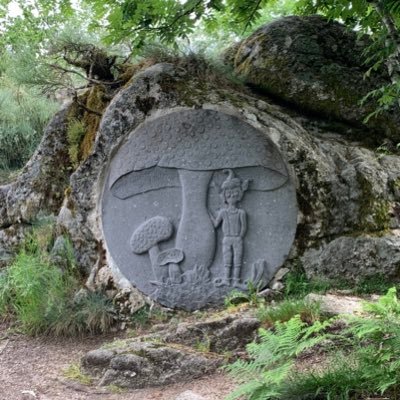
257,299,321,327
0,251,71,334
48,291,116,336
283,268,394,299
227,288,400,400
0,75,58,169
283,270,330,299
224,282,264,308
226,316,332,400
0,240,116,336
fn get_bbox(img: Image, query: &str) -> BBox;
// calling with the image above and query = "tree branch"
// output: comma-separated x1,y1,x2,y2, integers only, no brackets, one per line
73,92,103,117
46,63,122,86
243,0,263,33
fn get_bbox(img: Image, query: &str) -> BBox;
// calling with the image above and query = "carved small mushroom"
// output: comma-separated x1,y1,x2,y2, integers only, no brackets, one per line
130,216,173,281
157,248,185,284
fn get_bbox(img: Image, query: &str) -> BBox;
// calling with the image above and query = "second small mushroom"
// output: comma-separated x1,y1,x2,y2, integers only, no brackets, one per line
157,248,185,284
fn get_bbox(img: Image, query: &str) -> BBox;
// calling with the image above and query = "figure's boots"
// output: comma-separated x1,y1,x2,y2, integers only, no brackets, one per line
232,265,241,287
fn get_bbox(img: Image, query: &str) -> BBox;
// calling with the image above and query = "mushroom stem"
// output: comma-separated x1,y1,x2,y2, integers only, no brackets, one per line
168,263,182,283
149,245,167,282
176,170,215,271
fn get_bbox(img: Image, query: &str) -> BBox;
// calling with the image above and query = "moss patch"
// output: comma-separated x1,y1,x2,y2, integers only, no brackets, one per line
67,119,86,168
65,85,111,169
80,85,108,162
356,172,391,232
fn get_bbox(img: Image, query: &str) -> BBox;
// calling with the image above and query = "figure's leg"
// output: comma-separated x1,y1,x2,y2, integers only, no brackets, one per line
232,238,243,286
222,238,233,284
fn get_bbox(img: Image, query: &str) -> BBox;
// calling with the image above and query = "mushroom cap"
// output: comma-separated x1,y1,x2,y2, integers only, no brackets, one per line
130,216,173,254
109,109,288,190
111,166,180,200
157,248,185,266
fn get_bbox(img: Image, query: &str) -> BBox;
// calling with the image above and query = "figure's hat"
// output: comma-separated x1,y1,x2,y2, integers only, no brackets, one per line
221,169,242,190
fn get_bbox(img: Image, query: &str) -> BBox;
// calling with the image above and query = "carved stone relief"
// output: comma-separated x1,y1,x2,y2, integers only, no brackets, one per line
101,109,297,310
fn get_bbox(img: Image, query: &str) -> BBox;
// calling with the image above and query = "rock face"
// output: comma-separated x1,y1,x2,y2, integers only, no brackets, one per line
227,15,400,141
2,16,400,306
81,310,259,388
305,293,365,315
83,341,222,389
0,107,72,265
303,235,400,282
57,55,400,288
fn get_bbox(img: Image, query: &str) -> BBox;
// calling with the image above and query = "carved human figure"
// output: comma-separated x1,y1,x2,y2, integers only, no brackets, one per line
211,169,249,286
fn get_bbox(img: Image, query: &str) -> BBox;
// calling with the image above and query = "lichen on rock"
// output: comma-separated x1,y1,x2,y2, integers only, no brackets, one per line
226,15,400,141
2,18,400,312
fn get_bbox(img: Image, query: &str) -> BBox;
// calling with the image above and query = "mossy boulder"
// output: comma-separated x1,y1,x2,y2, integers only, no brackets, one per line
302,235,400,283
226,15,400,141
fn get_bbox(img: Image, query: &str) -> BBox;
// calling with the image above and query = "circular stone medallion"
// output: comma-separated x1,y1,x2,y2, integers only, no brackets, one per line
101,109,297,310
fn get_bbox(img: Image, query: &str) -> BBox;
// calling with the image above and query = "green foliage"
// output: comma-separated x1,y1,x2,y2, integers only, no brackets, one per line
284,355,364,400
84,0,292,50
0,234,116,336
67,119,87,168
226,315,332,400
283,267,395,298
283,269,330,298
63,363,93,385
298,0,400,120
224,281,264,308
228,288,400,399
0,250,72,334
257,299,321,326
0,70,58,169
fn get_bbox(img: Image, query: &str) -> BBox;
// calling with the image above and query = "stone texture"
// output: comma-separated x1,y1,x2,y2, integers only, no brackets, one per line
227,15,400,141
81,310,259,388
57,64,183,281
102,108,297,309
0,107,71,227
175,391,206,400
302,234,400,283
58,58,400,300
305,293,365,315
0,106,72,258
82,341,223,389
164,314,260,353
2,18,400,309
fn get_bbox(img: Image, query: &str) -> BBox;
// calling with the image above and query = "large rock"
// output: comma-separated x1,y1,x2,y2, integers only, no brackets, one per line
56,58,400,300
82,342,223,389
81,310,259,388
2,20,400,306
302,234,400,283
0,107,72,261
227,15,400,141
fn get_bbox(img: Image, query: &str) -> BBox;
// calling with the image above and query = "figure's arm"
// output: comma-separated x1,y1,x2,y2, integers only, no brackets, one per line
239,210,247,238
211,209,223,228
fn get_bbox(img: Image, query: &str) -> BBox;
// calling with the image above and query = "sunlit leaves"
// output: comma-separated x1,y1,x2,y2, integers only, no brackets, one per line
83,0,277,49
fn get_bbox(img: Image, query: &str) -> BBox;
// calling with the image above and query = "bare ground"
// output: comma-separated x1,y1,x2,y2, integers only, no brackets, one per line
0,326,236,400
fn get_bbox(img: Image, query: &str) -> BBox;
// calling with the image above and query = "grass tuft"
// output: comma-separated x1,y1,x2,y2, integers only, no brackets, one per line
63,363,92,385
257,299,321,327
0,233,116,336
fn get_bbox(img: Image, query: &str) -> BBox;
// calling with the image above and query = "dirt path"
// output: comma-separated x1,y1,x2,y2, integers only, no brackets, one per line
0,328,236,400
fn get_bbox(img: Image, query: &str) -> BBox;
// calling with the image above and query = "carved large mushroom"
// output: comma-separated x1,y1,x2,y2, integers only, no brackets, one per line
110,109,289,271
130,216,174,282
